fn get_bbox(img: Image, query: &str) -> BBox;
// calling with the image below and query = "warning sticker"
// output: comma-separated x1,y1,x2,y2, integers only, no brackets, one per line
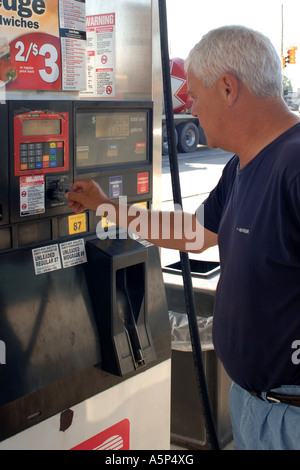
20,175,45,217
80,13,116,98
32,244,61,275
60,239,87,269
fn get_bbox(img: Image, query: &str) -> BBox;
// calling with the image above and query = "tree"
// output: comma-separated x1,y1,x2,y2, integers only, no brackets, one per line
283,75,293,96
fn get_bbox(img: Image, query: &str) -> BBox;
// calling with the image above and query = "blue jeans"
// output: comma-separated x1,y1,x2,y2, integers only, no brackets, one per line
229,382,300,450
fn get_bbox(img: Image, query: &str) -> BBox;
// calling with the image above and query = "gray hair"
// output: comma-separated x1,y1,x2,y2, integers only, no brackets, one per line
185,25,283,98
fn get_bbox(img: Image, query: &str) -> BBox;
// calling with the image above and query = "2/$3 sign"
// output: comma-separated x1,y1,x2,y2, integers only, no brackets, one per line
0,0,46,28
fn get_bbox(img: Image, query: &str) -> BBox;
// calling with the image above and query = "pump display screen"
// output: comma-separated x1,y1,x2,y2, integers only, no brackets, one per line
76,110,149,168
23,119,61,137
96,114,130,138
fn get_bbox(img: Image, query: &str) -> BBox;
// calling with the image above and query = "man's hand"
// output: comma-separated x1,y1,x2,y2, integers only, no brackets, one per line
65,180,109,214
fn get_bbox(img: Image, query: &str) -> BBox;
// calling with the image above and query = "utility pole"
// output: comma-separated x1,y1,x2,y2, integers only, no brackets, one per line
281,3,284,57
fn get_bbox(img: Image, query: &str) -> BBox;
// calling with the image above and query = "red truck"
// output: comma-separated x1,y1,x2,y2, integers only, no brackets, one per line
162,57,207,154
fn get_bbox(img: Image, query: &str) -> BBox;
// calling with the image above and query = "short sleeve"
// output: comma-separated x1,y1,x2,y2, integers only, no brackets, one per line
197,155,238,234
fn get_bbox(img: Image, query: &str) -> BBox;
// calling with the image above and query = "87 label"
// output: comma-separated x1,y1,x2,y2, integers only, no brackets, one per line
68,213,87,236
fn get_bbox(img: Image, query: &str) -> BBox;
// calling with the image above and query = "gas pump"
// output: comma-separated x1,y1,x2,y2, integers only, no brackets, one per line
0,0,170,451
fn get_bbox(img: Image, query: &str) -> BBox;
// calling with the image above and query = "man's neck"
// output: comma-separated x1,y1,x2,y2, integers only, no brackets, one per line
233,98,300,168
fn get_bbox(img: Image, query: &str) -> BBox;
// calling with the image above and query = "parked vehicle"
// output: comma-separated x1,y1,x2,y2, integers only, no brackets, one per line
162,57,207,154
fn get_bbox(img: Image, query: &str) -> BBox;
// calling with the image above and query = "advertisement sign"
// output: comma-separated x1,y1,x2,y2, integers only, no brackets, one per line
0,0,86,91
71,419,130,450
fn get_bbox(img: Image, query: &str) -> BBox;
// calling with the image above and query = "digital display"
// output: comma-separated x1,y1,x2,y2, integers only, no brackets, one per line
76,110,149,169
96,114,130,138
23,119,61,137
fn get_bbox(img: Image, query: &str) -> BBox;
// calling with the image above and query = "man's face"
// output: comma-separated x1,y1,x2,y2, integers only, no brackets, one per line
187,68,223,149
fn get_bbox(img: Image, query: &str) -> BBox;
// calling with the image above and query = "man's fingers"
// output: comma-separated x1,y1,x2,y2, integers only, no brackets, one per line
65,179,105,213
67,200,86,213
65,191,82,202
65,191,87,213
71,180,87,192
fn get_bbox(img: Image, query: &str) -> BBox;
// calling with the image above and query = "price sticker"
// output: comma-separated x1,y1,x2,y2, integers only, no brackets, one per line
7,32,62,90
68,213,87,235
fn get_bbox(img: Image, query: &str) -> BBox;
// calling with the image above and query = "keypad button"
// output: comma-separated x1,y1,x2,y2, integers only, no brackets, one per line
19,141,64,171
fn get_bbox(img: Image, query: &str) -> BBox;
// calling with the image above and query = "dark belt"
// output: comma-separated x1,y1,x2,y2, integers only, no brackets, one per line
249,390,300,407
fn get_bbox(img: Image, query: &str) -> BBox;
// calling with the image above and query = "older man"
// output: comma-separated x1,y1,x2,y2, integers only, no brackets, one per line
66,26,300,450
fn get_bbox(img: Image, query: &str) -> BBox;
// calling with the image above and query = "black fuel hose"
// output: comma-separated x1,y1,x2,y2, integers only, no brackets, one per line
158,0,220,451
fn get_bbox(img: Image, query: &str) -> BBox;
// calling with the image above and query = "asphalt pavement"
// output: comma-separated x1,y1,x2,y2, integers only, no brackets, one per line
161,146,233,207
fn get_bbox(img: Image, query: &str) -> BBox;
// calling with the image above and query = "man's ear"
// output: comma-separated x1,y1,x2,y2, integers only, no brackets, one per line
219,73,239,106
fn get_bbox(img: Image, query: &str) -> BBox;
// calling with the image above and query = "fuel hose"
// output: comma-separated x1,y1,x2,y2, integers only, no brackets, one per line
158,0,220,451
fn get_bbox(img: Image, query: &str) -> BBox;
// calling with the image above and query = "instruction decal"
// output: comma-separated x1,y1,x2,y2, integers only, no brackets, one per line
137,172,149,194
32,239,87,275
20,174,45,217
109,175,122,198
60,238,87,268
81,12,115,98
32,244,61,275
60,0,87,91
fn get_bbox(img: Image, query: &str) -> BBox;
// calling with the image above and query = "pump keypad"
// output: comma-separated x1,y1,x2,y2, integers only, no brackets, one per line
20,142,64,171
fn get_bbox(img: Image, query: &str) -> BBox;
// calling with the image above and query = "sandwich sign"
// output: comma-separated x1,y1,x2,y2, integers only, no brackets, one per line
0,0,87,91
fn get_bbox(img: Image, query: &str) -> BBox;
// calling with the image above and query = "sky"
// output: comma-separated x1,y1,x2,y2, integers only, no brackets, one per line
166,0,300,90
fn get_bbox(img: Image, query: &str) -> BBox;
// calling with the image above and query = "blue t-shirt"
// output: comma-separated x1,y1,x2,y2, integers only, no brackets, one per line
203,123,300,392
